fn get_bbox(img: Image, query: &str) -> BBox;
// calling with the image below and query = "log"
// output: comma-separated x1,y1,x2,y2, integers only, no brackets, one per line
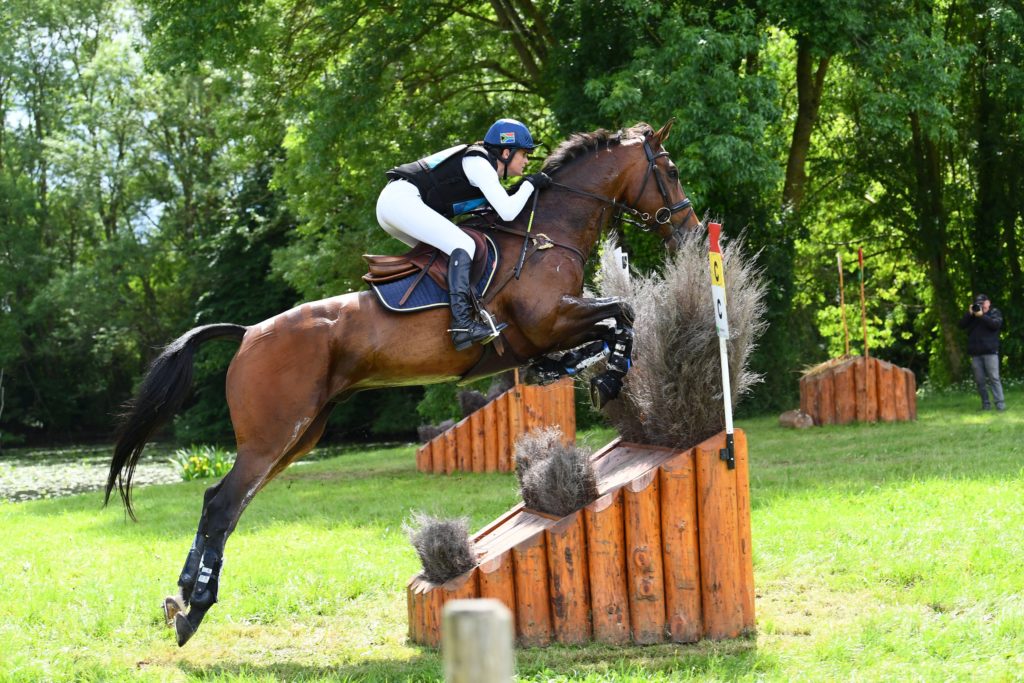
832,362,856,425
695,435,745,639
817,369,835,425
478,553,517,625
583,490,631,644
545,511,591,644
511,531,552,646
623,470,666,644
470,411,485,473
456,417,471,471
483,403,499,472
658,449,702,642
876,360,896,422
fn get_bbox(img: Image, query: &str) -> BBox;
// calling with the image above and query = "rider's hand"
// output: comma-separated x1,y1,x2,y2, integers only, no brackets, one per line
525,172,552,190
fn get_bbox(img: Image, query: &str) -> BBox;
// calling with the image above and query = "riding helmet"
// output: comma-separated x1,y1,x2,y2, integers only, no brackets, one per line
484,118,537,150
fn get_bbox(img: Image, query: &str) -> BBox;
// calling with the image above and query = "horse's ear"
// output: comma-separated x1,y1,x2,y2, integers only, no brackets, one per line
653,118,676,147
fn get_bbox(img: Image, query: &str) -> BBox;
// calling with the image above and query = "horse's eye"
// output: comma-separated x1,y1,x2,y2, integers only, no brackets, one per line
668,168,679,180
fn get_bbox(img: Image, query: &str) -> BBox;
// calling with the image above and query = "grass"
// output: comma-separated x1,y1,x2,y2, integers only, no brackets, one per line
1,389,1023,681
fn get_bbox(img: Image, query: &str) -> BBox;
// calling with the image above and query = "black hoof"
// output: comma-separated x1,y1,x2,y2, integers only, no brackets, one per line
163,595,185,627
174,613,196,647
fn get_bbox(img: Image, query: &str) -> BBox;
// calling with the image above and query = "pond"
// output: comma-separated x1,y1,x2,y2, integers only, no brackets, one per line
0,444,181,503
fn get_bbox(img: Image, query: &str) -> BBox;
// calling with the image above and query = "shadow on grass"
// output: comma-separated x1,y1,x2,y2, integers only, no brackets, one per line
173,637,765,682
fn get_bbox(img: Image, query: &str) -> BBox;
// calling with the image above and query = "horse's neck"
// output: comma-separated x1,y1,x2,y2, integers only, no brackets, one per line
530,172,624,257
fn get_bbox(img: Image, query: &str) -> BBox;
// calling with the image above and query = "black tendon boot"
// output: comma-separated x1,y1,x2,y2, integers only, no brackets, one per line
448,248,506,351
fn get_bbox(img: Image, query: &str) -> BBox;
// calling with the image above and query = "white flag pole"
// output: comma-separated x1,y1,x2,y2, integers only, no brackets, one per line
708,222,735,469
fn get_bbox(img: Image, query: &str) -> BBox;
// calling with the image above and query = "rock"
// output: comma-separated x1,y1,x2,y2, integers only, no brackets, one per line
778,409,814,429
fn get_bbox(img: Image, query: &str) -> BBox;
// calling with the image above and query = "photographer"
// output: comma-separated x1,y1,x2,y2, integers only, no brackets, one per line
958,294,1006,411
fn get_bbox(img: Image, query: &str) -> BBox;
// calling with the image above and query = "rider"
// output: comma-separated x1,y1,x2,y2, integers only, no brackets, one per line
376,118,552,351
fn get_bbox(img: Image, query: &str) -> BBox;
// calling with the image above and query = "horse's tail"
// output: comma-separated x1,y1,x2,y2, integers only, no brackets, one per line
105,323,248,520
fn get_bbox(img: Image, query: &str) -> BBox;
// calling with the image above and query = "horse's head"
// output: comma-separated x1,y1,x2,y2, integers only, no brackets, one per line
541,120,701,254
617,119,702,252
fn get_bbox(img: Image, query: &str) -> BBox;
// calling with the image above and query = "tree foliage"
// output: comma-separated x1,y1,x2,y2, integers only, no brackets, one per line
2,0,1022,443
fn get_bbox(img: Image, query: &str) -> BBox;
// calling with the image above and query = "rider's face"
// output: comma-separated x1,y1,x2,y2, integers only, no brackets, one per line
503,148,529,177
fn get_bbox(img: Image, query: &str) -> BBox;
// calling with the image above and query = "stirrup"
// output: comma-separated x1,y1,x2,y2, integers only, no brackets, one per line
476,308,507,345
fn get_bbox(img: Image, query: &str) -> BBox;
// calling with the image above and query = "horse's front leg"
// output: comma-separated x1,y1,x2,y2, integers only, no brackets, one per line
525,296,635,406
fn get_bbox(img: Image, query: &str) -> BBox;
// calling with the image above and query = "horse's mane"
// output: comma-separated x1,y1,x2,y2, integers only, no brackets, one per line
542,123,654,176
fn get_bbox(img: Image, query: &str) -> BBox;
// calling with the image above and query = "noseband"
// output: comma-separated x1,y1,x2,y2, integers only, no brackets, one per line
548,136,696,245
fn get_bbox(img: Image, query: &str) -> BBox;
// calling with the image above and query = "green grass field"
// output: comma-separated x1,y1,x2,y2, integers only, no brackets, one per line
2,388,1023,682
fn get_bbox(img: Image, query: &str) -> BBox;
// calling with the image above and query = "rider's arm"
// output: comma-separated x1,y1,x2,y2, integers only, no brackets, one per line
463,155,534,221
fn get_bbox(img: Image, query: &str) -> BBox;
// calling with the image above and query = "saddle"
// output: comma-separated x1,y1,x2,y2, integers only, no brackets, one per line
362,228,491,292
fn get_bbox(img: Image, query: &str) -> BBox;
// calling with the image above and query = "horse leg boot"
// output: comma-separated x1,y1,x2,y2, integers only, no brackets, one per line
174,545,224,646
590,319,635,408
165,479,224,626
172,460,270,647
448,248,506,351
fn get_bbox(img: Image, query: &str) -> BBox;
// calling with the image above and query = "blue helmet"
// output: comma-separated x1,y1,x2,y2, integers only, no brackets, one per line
484,118,537,150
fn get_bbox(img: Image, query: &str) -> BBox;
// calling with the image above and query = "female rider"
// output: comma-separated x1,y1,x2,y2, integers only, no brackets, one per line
376,118,551,351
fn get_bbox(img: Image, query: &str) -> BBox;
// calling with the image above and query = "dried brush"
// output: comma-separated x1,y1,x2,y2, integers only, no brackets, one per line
594,229,767,449
403,512,477,584
514,427,598,517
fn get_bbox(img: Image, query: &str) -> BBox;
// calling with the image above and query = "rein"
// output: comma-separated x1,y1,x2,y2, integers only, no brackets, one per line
546,136,694,246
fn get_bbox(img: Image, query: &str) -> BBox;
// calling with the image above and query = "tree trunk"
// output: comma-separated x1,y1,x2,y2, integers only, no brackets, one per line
909,111,962,379
782,40,830,213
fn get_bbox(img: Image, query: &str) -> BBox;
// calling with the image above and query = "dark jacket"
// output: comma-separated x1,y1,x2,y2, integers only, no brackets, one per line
386,143,497,218
958,307,1003,356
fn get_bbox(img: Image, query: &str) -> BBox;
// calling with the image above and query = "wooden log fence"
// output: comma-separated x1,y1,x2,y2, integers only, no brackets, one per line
416,378,576,474
407,430,755,647
799,355,916,426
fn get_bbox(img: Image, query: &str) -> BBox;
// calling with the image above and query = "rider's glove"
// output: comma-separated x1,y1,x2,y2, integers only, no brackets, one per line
525,172,552,190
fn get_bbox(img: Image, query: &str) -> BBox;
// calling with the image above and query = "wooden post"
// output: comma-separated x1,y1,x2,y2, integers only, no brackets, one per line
583,489,631,644
624,470,666,644
695,435,746,639
545,511,591,644
478,553,517,623
833,361,856,425
659,449,703,643
483,402,499,472
817,370,836,425
470,411,485,473
511,531,552,646
442,599,514,683
416,441,432,474
495,392,511,472
456,417,471,471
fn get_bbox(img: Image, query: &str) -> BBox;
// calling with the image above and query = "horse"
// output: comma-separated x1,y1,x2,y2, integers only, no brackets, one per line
105,119,701,646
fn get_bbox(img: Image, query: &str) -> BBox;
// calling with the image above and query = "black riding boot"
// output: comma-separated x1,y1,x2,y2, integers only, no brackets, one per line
448,248,504,351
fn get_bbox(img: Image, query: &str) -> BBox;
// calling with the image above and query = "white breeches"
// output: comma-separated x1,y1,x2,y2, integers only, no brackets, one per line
375,179,476,258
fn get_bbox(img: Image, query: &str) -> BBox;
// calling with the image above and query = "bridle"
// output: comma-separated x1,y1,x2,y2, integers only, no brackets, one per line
547,133,697,245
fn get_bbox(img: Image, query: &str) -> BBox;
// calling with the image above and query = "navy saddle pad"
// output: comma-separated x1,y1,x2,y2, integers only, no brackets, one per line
370,235,499,312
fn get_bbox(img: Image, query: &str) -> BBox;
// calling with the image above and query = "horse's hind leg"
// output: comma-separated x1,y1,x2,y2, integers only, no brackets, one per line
164,481,224,626
171,454,268,646
172,404,334,647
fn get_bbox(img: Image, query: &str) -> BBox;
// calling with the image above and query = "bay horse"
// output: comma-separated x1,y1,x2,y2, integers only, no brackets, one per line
105,120,701,646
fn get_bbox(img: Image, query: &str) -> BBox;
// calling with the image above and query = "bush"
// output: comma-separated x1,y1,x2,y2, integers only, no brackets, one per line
593,232,767,449
170,445,235,481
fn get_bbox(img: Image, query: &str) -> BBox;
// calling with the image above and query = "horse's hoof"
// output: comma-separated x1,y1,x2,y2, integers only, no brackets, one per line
163,595,186,627
174,613,196,647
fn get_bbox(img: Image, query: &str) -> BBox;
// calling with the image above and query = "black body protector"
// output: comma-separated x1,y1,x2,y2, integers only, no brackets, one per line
386,144,498,218
386,143,507,350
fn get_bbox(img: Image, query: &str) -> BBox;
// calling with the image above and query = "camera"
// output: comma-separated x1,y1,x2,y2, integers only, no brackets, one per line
971,303,982,313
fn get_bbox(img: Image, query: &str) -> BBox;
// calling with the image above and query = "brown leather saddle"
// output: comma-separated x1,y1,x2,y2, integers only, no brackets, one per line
362,227,492,293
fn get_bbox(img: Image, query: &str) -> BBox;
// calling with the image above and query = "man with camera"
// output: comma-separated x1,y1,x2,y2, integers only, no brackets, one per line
958,293,1006,411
